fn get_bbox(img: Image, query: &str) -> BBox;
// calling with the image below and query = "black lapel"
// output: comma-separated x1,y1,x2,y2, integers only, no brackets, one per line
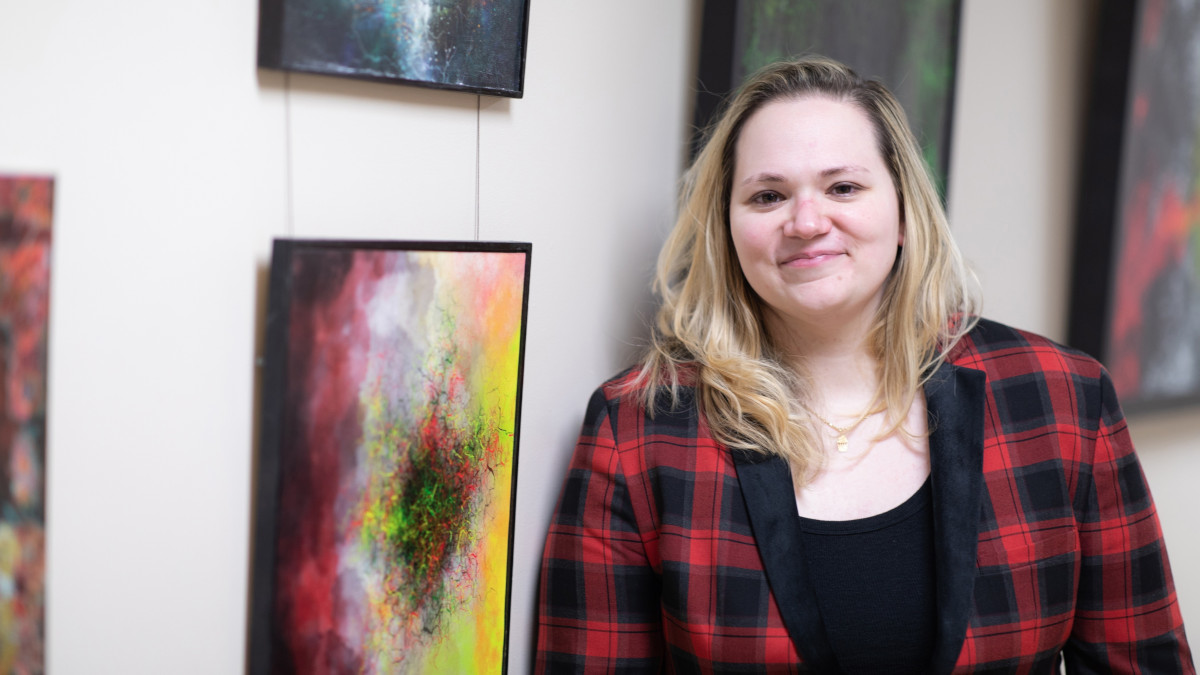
732,449,839,672
924,362,987,674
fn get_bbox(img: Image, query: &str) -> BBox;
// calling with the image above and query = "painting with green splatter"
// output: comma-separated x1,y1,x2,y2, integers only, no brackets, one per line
251,240,531,674
695,0,960,196
258,0,530,97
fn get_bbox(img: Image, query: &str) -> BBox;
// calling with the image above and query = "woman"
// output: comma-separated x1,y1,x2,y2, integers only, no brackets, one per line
536,56,1193,673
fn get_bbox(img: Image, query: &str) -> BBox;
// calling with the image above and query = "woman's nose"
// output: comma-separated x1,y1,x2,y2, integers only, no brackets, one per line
784,198,831,238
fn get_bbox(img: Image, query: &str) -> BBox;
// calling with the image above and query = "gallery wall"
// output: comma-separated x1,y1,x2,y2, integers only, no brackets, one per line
2,1,693,672
0,0,1194,673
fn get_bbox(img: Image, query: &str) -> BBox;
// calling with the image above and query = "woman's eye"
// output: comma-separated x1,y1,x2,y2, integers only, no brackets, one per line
751,191,784,205
830,183,859,197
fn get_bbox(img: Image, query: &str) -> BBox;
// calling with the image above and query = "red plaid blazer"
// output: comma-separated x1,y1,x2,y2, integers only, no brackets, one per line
536,319,1194,673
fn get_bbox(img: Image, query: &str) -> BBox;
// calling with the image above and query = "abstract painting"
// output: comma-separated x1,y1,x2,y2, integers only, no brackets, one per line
258,0,531,97
1069,0,1200,412
0,175,52,673
693,0,961,195
250,240,531,674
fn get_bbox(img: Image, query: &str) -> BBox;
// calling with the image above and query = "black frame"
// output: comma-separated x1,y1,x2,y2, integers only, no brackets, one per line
249,238,532,674
258,0,532,98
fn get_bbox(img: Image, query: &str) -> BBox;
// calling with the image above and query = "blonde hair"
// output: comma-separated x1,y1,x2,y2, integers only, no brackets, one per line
634,55,980,482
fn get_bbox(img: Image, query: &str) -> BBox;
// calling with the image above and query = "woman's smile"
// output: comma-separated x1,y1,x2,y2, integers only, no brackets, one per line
780,249,845,267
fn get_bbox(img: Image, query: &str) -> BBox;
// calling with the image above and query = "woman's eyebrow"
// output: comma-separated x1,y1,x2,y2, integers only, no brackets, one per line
821,164,870,178
740,165,872,186
739,172,787,186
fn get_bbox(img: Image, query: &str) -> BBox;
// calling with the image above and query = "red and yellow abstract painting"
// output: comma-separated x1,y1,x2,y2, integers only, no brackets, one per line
253,241,529,674
0,175,51,672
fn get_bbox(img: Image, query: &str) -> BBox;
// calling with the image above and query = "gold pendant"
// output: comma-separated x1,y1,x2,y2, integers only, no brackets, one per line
836,434,848,452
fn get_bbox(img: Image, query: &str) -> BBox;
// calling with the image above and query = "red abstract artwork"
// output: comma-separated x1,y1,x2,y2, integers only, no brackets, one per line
1071,0,1200,411
0,175,52,672
251,240,530,674
1105,0,1200,408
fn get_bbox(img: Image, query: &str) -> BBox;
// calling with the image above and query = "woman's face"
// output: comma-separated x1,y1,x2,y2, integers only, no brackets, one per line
729,96,903,339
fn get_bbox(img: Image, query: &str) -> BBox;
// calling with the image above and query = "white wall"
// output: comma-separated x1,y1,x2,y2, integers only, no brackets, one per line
0,1,1194,673
1,1,694,673
484,4,697,672
950,0,1200,637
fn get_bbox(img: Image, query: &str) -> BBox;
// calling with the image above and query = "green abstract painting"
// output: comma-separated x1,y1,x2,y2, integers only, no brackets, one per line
695,0,961,196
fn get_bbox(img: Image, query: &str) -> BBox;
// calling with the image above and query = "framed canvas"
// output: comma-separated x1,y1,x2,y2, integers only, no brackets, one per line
257,0,531,98
693,0,962,195
1069,0,1200,412
250,239,531,674
0,175,52,673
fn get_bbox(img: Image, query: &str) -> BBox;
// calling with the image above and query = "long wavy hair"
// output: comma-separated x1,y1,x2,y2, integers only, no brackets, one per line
632,55,980,482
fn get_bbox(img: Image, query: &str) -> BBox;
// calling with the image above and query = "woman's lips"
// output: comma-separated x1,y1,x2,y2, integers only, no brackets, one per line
781,250,843,267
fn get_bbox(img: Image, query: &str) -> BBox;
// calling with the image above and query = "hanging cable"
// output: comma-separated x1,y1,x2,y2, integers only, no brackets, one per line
284,72,295,237
474,95,481,240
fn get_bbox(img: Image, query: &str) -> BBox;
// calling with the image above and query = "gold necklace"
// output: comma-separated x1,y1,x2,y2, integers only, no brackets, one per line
802,405,873,453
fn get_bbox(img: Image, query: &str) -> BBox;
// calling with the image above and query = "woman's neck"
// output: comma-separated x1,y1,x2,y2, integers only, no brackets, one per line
765,308,881,413
808,351,880,415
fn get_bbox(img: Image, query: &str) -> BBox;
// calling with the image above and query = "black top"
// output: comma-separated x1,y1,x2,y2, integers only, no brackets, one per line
797,476,936,674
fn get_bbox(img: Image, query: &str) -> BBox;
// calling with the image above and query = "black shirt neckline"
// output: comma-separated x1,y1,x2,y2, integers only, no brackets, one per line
797,474,932,535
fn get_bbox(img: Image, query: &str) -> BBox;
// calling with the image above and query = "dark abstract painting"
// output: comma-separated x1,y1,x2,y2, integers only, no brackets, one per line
1070,0,1200,412
694,0,961,194
0,175,51,672
250,240,531,674
258,0,530,97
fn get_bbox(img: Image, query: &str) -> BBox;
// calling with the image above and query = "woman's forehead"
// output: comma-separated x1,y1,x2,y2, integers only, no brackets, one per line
733,98,886,175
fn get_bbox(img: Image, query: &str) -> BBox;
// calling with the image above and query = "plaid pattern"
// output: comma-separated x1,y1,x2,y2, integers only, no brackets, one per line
536,319,1193,673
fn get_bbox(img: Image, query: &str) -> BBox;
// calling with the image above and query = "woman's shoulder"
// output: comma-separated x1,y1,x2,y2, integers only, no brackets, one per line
593,361,701,400
952,317,1105,375
950,318,1128,439
581,362,705,433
